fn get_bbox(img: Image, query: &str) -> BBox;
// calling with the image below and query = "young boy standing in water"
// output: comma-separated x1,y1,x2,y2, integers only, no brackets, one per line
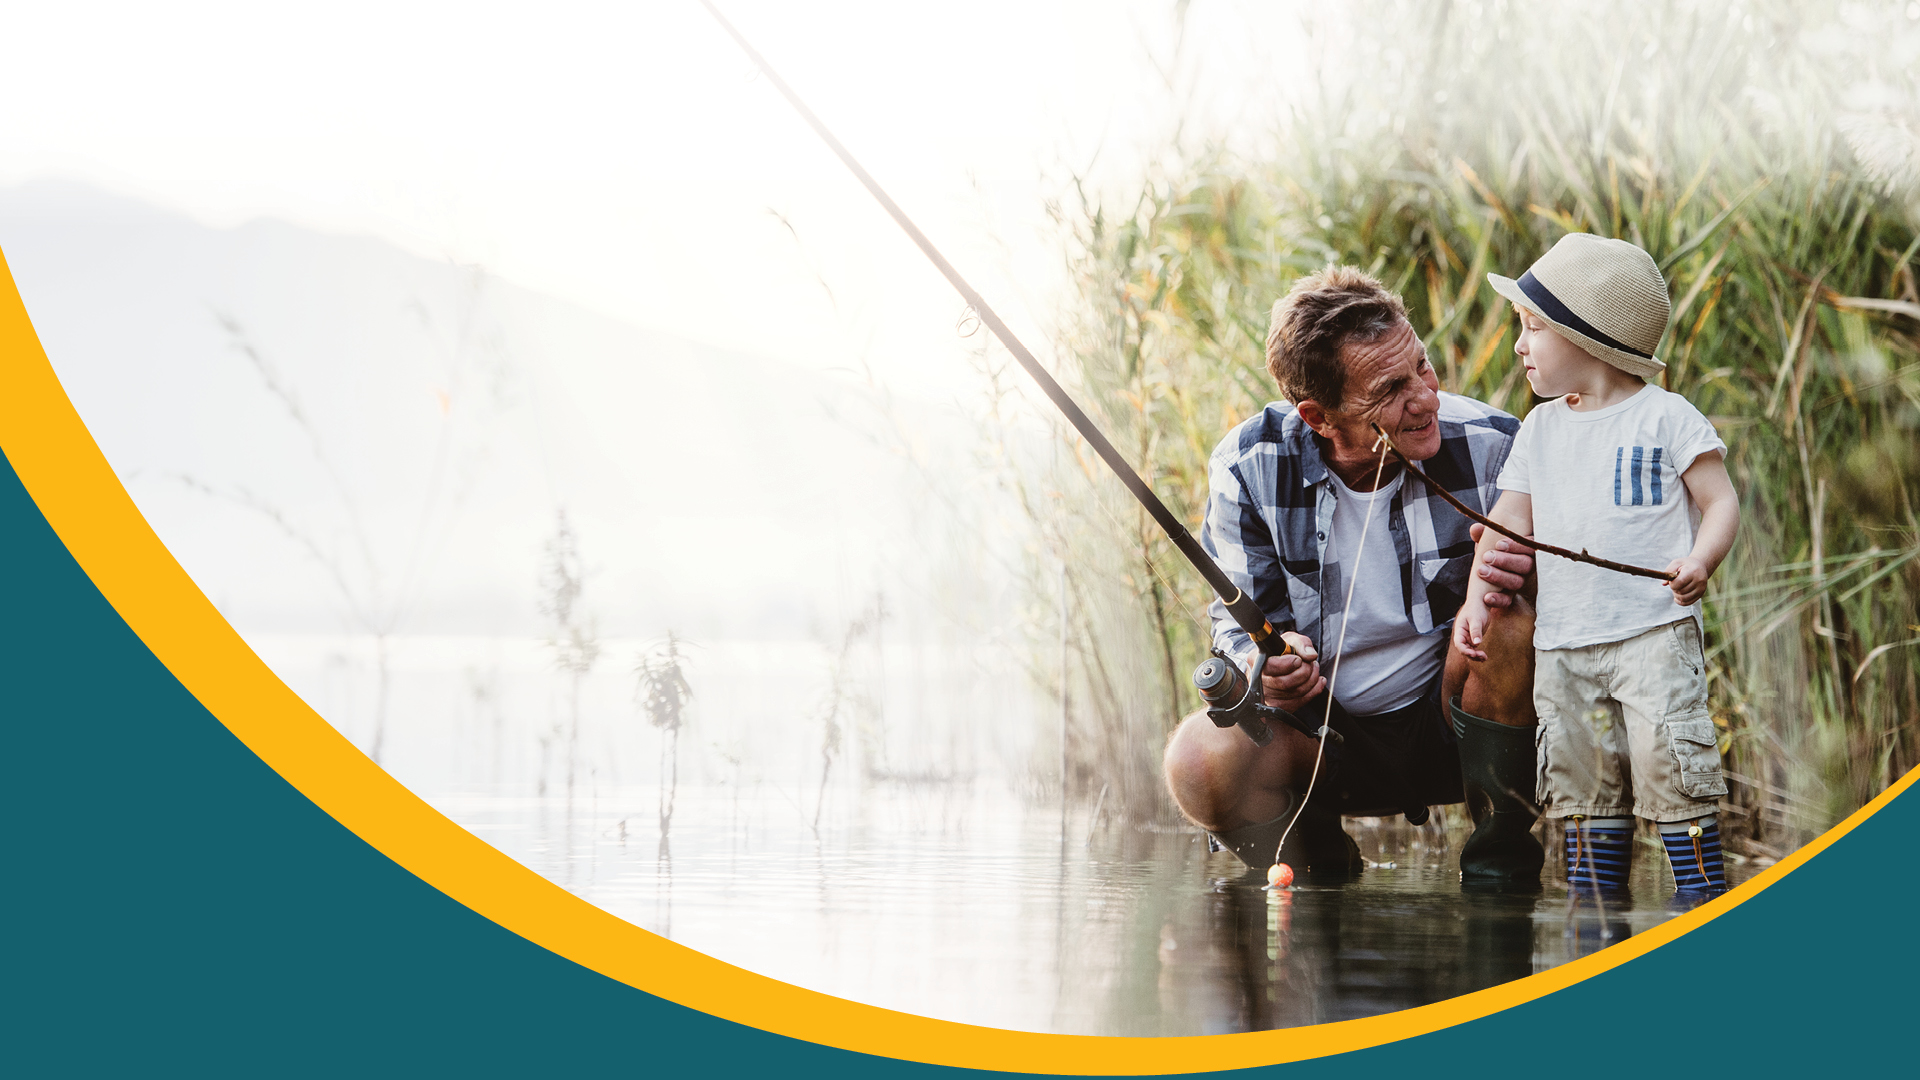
1453,233,1741,901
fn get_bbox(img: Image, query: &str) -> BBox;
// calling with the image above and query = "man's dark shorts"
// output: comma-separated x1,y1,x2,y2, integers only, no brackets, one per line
1317,673,1464,815
1203,672,1464,864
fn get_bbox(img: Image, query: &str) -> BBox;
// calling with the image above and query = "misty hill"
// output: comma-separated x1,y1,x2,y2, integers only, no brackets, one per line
0,180,993,643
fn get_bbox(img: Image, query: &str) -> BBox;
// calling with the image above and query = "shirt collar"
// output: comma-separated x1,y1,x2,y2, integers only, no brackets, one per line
1281,405,1330,488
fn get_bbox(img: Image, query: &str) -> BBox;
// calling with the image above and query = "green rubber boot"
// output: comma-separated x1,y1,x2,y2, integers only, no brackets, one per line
1452,697,1545,888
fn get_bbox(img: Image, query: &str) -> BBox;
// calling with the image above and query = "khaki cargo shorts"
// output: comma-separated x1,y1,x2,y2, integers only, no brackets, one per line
1534,619,1727,823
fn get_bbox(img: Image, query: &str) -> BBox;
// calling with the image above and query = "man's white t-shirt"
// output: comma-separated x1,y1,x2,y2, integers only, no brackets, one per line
1323,468,1446,714
1497,385,1727,650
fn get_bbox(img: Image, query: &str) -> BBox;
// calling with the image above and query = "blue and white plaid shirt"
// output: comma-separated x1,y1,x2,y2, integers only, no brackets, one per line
1201,392,1520,675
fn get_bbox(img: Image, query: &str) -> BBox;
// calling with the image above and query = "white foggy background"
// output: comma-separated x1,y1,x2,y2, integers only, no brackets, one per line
1,0,1313,400
0,5,1331,1020
0,1,1319,801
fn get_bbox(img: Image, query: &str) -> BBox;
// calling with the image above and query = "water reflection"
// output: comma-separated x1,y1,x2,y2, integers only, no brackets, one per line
1187,873,1621,1031
435,784,1752,1035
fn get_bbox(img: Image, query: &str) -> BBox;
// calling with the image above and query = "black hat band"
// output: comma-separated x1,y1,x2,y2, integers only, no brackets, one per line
1517,270,1654,360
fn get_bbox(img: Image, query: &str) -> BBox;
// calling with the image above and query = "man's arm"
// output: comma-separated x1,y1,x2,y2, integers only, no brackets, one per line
1199,442,1328,712
1453,491,1534,662
1668,450,1739,605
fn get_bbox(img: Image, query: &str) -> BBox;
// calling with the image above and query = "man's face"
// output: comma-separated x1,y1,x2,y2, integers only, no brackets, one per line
1320,319,1444,461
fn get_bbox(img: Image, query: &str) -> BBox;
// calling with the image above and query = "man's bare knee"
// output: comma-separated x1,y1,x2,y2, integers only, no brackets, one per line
1165,710,1312,831
1164,712,1243,831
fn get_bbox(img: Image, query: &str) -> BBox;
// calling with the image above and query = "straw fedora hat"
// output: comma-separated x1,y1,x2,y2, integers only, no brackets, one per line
1487,233,1670,378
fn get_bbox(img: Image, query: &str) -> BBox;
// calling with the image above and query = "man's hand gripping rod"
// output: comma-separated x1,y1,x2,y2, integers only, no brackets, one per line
1189,607,1344,749
701,0,1332,748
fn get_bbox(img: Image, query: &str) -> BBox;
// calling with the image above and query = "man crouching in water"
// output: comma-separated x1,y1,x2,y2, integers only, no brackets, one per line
1164,266,1544,886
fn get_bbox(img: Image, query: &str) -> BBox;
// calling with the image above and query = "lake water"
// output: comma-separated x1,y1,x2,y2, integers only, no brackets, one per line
428,780,1761,1035
246,633,1764,1034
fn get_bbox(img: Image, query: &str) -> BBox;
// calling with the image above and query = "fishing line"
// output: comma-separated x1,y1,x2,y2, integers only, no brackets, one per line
1271,432,1395,866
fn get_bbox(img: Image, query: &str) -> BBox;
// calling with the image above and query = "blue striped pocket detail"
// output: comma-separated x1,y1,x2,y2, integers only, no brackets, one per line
1613,446,1668,506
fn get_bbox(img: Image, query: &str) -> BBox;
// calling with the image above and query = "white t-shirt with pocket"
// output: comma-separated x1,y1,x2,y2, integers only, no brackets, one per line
1497,385,1727,650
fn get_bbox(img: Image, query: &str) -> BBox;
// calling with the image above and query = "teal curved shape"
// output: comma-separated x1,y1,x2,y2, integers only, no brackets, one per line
1,447,1914,1076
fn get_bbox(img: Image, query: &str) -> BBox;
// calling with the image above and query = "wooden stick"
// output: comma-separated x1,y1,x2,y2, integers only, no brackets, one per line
1369,423,1677,582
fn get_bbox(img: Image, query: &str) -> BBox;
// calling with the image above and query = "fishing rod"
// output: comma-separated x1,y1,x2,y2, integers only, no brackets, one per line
699,0,1323,749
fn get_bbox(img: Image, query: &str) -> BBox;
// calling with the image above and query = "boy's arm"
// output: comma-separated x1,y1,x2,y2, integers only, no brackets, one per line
1453,491,1533,662
1668,450,1740,606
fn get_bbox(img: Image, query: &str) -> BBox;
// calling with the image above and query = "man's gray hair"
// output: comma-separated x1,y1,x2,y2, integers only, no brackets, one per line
1264,266,1409,410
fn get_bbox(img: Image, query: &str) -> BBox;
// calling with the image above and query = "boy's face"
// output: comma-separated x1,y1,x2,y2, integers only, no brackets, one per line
1513,305,1600,397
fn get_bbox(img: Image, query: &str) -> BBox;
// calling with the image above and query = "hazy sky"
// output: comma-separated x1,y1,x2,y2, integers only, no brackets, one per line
0,0,1311,400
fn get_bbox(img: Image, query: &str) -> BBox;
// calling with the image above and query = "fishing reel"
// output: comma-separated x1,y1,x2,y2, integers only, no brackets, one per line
1191,647,1343,748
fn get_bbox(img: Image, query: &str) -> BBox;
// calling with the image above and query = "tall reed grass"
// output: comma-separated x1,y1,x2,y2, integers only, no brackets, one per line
1011,0,1919,846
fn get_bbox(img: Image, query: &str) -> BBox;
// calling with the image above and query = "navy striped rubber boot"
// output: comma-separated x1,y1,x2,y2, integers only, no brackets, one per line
1564,816,1634,896
1660,816,1727,900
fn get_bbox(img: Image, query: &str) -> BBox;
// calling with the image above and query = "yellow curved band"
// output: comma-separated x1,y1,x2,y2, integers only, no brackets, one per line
0,247,1908,1073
